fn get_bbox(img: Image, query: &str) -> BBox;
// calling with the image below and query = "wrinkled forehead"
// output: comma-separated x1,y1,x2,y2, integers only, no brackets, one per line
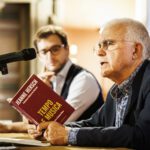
99,23,127,41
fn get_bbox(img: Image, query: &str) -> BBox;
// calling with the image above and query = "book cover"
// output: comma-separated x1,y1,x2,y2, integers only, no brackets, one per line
9,74,75,125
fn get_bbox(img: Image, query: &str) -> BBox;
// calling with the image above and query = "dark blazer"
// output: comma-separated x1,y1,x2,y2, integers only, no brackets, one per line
66,60,150,150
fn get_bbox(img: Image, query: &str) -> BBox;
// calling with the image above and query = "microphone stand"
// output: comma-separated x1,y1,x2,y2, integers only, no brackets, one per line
0,63,8,75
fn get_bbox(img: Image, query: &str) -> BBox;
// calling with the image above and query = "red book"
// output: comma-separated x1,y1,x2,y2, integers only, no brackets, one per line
9,74,75,125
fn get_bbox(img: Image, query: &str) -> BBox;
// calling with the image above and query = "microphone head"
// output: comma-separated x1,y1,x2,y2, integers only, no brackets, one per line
22,48,36,60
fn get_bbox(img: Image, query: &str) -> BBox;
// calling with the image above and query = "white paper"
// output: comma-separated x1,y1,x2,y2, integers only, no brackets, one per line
0,137,51,147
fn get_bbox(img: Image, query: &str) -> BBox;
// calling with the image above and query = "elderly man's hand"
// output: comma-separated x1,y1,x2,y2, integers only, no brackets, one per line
37,121,69,145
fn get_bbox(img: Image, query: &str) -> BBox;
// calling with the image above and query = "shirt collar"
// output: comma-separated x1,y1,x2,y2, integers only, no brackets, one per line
110,62,143,99
56,59,72,79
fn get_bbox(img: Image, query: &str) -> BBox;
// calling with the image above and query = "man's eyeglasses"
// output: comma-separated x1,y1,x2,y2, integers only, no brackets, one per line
93,40,135,54
38,44,65,56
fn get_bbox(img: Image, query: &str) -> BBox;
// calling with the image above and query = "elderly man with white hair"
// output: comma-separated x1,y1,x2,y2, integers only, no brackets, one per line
29,18,150,150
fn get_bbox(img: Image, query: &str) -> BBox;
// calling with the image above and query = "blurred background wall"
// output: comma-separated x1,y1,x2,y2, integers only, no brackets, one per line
0,0,149,121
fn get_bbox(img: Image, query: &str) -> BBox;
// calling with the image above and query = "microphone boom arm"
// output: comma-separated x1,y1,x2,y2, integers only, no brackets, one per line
0,63,8,75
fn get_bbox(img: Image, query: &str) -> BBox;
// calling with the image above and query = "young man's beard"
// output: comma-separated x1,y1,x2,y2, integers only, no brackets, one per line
47,61,67,75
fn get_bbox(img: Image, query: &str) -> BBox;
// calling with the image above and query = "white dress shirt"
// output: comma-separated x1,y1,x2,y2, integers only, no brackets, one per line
51,59,100,122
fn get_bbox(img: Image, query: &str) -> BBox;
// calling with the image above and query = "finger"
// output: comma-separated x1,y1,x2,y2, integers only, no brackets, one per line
28,129,42,139
27,124,37,132
6,98,12,103
43,129,49,141
37,122,51,132
28,129,37,135
39,71,54,79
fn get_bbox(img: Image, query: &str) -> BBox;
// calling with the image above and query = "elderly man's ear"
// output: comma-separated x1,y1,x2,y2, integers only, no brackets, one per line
132,43,143,60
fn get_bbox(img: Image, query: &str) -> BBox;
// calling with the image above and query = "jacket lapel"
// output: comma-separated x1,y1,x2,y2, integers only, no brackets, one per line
123,60,149,122
105,91,116,126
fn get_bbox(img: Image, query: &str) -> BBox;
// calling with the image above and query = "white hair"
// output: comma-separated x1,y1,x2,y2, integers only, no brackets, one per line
105,18,150,59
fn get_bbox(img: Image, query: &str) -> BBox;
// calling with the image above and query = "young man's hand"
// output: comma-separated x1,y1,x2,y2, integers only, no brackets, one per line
38,71,54,87
27,123,44,140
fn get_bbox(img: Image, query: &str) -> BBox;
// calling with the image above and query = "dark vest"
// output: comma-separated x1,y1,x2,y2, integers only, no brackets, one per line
60,64,103,121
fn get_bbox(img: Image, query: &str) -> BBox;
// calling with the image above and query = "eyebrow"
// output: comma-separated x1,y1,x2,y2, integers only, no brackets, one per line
98,39,115,43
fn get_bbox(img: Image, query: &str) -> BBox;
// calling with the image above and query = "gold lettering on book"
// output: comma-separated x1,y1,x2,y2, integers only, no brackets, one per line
37,100,53,116
44,102,62,120
37,100,62,121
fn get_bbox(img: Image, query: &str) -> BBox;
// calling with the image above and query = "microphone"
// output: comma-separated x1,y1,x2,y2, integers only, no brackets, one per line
0,48,36,64
0,48,36,75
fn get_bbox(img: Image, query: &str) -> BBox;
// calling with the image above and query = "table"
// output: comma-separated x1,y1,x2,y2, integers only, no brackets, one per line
18,147,132,150
0,133,132,150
